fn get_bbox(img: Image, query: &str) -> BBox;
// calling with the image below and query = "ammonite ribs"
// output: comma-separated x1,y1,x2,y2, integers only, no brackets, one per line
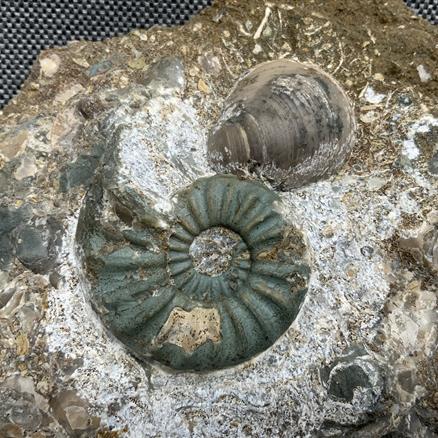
77,175,310,371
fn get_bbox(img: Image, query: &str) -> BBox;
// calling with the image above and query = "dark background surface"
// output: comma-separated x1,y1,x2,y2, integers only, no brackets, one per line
0,0,436,109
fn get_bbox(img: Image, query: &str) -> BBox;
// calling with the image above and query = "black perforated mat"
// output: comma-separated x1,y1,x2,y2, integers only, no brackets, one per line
0,0,213,109
407,0,438,23
0,0,436,109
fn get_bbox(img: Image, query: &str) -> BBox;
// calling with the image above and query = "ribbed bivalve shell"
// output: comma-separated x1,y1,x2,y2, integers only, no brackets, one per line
77,175,310,371
208,60,356,189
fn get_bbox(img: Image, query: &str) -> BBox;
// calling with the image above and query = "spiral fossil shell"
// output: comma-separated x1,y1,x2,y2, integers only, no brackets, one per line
208,60,356,189
77,175,310,371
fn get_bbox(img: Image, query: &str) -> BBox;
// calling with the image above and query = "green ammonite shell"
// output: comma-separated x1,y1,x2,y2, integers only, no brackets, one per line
77,175,309,371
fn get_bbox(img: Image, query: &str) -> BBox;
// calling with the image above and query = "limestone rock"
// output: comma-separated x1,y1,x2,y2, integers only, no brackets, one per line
0,0,437,436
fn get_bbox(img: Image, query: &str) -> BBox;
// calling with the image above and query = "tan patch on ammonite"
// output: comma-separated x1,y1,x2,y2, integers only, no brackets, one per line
156,307,221,353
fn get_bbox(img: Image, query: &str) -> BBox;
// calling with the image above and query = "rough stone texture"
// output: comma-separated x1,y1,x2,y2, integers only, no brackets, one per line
190,227,245,276
0,0,437,436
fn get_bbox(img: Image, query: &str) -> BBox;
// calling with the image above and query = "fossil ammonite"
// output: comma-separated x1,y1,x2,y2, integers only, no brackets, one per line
207,60,356,190
77,175,310,371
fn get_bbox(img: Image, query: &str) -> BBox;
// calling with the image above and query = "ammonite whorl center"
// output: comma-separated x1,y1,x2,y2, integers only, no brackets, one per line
78,174,310,371
189,227,247,277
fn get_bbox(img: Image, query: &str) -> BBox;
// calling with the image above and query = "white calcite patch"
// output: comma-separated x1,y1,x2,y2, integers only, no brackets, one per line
416,64,432,83
402,139,420,160
13,155,38,180
39,54,61,77
363,86,385,105
103,92,212,216
402,115,438,160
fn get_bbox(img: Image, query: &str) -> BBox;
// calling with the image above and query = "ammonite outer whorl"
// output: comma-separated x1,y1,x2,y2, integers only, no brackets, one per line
207,60,356,189
77,175,310,371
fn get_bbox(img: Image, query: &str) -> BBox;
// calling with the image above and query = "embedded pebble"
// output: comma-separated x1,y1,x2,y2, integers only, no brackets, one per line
197,78,211,93
40,54,61,77
198,53,222,75
72,57,90,68
253,43,263,54
0,205,31,269
54,84,85,105
14,219,62,274
86,59,113,77
13,156,38,180
363,86,385,104
65,406,90,430
417,64,432,83
429,152,438,175
0,130,28,160
143,56,186,95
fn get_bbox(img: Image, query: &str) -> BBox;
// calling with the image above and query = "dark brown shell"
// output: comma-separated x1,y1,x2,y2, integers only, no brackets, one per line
207,60,356,189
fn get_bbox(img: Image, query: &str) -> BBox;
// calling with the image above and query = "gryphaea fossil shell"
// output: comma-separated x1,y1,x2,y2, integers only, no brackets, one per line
77,175,310,371
207,60,356,189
